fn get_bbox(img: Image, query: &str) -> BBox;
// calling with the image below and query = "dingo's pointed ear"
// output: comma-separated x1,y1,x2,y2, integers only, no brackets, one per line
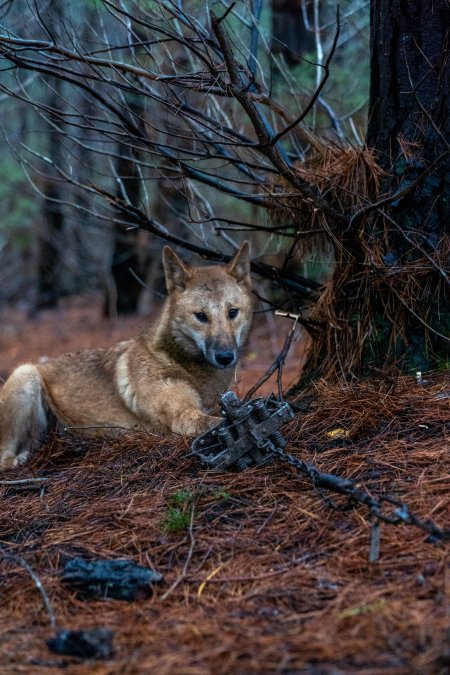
226,241,251,284
163,246,191,293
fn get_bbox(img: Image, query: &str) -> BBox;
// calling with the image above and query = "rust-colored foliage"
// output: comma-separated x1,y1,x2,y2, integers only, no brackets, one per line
0,373,448,673
270,144,384,223
269,141,450,380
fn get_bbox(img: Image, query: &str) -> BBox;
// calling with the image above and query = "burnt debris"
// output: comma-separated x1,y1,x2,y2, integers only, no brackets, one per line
48,627,114,659
61,558,163,601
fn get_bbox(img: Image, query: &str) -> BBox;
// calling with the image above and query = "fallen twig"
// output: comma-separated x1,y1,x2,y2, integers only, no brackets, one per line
0,477,49,485
161,505,196,601
0,546,56,628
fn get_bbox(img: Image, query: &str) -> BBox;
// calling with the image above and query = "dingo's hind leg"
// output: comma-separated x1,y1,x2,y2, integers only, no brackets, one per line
0,365,48,469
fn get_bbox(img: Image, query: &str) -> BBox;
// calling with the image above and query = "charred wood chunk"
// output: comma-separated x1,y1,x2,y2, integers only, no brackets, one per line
48,627,114,659
61,558,163,601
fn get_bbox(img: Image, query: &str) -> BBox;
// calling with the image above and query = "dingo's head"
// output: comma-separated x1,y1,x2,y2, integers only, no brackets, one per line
162,242,252,369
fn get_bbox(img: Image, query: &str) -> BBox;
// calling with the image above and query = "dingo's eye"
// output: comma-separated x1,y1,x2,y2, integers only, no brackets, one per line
228,308,239,320
194,312,208,323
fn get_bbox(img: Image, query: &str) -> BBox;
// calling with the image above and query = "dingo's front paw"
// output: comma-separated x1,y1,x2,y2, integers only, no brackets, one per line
193,415,222,437
0,449,30,470
172,412,222,438
0,451,17,469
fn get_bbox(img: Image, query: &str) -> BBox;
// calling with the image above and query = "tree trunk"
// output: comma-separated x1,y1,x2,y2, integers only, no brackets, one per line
364,0,450,371
296,0,449,388
37,98,65,308
104,18,150,316
105,139,145,316
36,0,66,308
271,0,314,65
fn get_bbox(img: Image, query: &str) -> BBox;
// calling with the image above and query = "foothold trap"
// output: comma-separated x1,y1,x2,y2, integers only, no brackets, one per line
191,391,295,471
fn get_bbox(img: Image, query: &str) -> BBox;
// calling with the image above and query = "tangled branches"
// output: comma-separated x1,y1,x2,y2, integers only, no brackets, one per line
0,0,448,380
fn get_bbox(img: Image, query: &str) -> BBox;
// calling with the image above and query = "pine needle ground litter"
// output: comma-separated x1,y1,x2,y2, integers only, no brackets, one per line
0,373,449,673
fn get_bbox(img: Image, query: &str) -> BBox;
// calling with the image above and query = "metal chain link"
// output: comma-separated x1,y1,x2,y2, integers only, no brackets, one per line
192,392,449,546
267,442,450,542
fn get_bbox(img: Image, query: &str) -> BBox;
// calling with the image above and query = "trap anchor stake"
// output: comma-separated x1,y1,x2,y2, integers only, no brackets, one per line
191,391,295,471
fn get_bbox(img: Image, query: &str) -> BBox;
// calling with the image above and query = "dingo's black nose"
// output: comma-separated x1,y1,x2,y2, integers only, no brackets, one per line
214,351,235,368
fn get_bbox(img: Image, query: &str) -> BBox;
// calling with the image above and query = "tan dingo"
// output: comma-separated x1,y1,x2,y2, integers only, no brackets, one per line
0,243,253,469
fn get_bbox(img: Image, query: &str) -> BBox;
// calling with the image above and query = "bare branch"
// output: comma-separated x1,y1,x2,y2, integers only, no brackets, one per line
210,11,348,224
270,6,341,145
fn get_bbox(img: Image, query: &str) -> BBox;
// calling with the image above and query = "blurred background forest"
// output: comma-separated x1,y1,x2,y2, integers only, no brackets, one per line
0,0,369,310
0,0,448,383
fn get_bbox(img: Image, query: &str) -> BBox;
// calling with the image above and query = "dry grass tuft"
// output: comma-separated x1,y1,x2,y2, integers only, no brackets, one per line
269,144,384,236
0,372,449,673
267,141,448,382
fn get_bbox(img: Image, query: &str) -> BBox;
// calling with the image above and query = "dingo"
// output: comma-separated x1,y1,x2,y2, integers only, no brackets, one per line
0,242,252,469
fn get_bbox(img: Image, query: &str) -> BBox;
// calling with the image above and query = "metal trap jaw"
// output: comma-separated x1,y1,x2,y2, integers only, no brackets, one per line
191,391,295,471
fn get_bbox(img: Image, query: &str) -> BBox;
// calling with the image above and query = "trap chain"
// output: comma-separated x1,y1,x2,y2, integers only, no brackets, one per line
191,391,450,548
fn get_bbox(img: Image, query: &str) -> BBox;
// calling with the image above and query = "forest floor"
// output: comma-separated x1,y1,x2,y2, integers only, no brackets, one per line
0,295,449,674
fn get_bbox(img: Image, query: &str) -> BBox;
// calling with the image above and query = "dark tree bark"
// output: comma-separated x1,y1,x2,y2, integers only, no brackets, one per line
36,1,66,309
296,0,450,386
365,0,450,370
271,0,314,65
367,0,449,168
106,139,145,316
37,103,65,307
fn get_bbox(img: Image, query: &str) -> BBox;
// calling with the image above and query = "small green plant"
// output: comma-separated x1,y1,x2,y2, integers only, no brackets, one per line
171,489,196,506
160,488,198,533
211,488,231,501
160,486,232,533
338,598,386,619
161,507,191,533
